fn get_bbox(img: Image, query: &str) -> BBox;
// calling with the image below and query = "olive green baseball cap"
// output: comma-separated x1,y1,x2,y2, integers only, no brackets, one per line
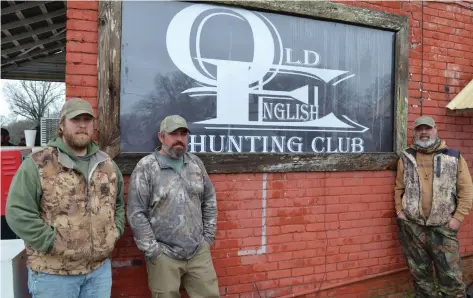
60,98,95,119
160,115,190,133
414,116,435,128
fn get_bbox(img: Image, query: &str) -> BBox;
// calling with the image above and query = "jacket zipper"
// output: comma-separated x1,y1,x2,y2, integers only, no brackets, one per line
87,161,101,263
410,153,426,225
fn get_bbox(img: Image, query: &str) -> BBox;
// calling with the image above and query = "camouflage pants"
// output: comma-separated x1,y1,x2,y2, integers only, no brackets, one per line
397,218,465,298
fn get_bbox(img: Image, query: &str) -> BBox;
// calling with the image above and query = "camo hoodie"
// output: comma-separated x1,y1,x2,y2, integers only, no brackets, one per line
6,138,125,275
127,151,217,261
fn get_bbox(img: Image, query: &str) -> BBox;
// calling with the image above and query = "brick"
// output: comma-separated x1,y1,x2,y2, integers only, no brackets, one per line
340,245,362,254
238,273,266,284
267,269,291,279
67,9,98,21
227,283,254,294
292,266,314,276
66,86,97,97
254,280,278,290
67,30,98,43
281,224,305,233
327,254,349,264
213,239,238,249
278,259,304,269
66,52,97,65
423,7,439,16
326,204,349,213
240,255,266,265
279,276,304,287
253,261,278,272
424,37,451,49
267,252,293,262
66,75,97,87
348,251,370,261
326,270,349,281
448,49,464,58
67,20,98,32
66,64,97,75
226,265,253,276
423,83,439,92
455,57,473,67
67,1,98,10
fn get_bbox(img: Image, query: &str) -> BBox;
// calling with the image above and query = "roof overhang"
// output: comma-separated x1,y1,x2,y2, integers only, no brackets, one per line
1,1,66,82
446,79,473,113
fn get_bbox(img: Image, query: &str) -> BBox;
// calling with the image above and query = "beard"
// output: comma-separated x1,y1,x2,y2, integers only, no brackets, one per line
163,142,186,159
63,130,92,151
414,135,437,149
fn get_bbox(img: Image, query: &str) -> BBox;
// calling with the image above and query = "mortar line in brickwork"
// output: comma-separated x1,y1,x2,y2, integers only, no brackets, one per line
280,252,473,298
315,171,328,297
238,173,267,256
420,0,425,116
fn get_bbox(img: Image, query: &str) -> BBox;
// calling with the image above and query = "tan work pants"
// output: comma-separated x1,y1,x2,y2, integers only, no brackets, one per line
146,243,219,298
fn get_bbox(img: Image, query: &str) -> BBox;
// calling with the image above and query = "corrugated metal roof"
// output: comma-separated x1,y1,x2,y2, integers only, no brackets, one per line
446,79,473,111
1,1,66,82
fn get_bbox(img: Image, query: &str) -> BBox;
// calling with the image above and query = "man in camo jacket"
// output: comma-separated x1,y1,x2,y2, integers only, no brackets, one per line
127,115,219,298
395,116,473,298
6,98,125,298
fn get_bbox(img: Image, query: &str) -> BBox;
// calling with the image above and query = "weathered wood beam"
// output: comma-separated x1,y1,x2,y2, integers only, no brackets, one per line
98,1,122,158
213,1,407,31
393,24,409,154
98,0,409,173
115,152,399,175
1,9,65,31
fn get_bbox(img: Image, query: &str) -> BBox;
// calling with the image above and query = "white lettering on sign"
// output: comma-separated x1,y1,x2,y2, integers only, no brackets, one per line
189,135,365,153
166,4,369,134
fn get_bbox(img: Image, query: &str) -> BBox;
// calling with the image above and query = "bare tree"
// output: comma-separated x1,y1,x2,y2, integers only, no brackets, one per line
3,80,64,125
0,115,9,127
6,119,36,144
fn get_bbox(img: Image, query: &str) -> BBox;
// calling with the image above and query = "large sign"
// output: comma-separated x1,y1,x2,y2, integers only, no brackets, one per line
120,2,395,153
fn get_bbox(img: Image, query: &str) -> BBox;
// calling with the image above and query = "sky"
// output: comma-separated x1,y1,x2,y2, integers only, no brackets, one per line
0,80,9,117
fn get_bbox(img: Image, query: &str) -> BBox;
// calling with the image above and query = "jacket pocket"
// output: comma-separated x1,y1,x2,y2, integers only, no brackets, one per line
50,225,91,261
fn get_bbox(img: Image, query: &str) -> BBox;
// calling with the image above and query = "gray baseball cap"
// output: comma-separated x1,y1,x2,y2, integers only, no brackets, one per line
414,116,435,128
160,115,190,133
60,98,95,119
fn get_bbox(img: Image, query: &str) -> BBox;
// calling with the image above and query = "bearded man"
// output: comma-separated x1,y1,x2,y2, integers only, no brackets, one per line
6,98,125,298
395,116,473,298
127,115,219,298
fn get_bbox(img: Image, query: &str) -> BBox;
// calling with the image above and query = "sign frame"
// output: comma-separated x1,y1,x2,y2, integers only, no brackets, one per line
97,0,408,174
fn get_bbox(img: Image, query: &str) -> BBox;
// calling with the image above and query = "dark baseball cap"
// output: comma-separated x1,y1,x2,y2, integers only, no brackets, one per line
60,98,95,119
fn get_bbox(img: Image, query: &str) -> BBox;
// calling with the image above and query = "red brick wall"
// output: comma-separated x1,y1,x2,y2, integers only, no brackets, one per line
66,1,473,297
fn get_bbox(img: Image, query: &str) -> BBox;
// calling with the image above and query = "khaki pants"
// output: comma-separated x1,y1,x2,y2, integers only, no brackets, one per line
146,243,219,298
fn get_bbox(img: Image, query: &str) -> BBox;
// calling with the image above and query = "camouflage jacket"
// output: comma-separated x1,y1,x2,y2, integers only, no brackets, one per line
127,151,217,260
401,147,460,226
26,147,120,275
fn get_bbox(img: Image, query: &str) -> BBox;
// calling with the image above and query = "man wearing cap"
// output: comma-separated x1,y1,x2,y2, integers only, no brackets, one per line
395,116,473,297
6,98,125,298
127,115,219,298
